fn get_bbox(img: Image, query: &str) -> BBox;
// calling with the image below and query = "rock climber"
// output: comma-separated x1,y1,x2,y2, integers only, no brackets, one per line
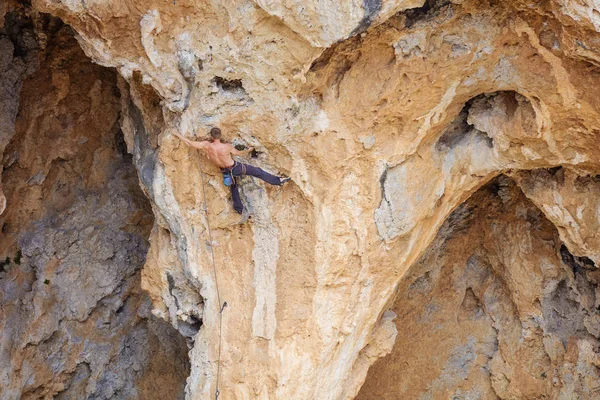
173,127,290,214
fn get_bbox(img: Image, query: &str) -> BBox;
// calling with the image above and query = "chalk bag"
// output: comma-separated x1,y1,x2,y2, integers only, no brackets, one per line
223,173,234,187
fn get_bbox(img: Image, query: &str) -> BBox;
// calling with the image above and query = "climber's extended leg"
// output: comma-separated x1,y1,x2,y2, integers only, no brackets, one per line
232,162,287,185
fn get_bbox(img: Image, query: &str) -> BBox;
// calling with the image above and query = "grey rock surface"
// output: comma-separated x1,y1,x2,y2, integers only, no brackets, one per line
0,7,189,399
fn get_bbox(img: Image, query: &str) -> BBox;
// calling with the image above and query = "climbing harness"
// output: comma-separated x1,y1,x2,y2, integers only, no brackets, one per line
199,161,227,400
222,161,246,187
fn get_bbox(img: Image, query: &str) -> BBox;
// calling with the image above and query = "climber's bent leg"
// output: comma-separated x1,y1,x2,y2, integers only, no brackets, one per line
234,163,282,185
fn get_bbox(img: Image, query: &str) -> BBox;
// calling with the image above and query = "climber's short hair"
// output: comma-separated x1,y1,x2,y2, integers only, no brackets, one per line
210,127,222,140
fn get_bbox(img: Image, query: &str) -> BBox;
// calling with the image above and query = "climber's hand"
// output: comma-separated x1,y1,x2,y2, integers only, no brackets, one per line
231,144,254,157
251,149,261,158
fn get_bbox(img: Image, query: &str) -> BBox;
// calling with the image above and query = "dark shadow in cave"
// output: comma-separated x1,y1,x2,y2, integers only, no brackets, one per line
358,174,600,399
435,90,534,152
0,5,190,399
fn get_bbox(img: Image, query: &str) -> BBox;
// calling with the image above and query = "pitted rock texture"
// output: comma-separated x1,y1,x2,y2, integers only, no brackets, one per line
358,176,600,399
0,8,189,399
3,0,600,399
0,2,41,215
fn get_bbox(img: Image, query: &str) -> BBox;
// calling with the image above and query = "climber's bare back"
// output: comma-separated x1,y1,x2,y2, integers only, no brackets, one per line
202,141,235,169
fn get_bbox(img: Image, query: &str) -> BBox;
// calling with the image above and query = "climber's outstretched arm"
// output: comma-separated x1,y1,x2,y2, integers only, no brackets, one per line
173,132,208,150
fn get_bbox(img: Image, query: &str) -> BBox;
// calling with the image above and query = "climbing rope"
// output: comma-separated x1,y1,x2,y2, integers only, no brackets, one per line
198,161,227,400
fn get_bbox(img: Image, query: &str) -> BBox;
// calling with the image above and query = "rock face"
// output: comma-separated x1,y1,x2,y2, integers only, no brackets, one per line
0,6,189,399
358,176,600,399
2,0,600,399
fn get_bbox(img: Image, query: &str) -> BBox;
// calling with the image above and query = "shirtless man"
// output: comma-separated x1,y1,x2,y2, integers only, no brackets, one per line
174,127,289,214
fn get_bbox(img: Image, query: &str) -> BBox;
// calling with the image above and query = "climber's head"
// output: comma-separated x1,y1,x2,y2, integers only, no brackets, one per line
210,127,222,142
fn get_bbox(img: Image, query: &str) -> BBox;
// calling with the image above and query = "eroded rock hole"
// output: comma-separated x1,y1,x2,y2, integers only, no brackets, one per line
547,165,563,176
214,76,245,92
114,127,130,158
560,244,596,276
359,175,600,399
178,314,203,340
436,101,491,150
403,0,453,29
0,7,189,399
436,90,538,152
165,268,204,343
437,91,529,151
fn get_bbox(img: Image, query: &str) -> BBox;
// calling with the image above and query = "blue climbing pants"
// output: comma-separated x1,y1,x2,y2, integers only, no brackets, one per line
221,161,282,213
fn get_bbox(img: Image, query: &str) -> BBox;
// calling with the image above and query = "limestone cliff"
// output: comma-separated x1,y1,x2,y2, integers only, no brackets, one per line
1,0,600,399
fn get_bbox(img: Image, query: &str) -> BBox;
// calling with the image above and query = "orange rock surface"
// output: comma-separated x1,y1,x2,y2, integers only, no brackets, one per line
2,0,600,398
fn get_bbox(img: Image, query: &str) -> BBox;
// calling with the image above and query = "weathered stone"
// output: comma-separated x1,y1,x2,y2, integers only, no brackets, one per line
358,177,600,399
3,0,600,399
0,9,188,399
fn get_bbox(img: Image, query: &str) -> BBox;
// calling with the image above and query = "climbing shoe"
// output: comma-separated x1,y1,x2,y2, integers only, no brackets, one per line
280,177,291,185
